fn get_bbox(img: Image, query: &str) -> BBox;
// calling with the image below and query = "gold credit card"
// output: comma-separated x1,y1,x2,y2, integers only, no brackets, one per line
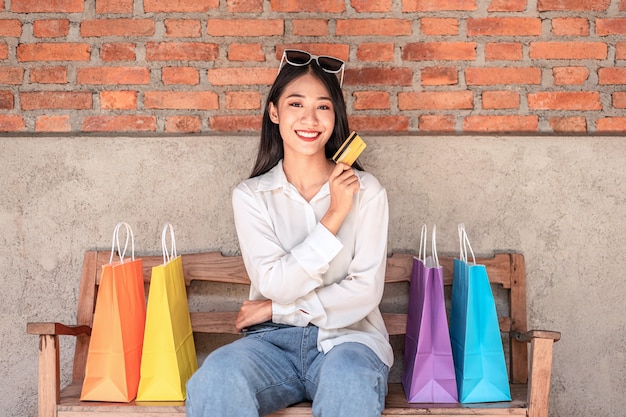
332,131,366,166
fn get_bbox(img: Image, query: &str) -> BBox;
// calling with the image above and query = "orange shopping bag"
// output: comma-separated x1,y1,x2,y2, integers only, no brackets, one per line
80,222,146,402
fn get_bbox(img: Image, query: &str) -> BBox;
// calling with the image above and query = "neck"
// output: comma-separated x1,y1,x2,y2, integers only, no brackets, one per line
283,154,334,201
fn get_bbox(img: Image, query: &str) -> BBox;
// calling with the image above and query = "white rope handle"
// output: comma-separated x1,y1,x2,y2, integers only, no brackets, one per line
109,222,135,264
458,223,476,265
161,223,177,265
458,223,465,261
431,224,440,268
418,224,427,262
417,224,440,267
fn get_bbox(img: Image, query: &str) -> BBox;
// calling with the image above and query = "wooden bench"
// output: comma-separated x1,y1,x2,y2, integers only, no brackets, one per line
27,250,560,417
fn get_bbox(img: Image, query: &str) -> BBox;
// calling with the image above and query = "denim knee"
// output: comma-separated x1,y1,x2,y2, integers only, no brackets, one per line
186,344,260,417
186,331,317,417
312,342,389,417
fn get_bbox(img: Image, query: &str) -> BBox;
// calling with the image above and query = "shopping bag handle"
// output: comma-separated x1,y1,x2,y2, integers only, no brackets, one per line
418,224,427,262
458,223,476,265
161,223,177,265
417,224,440,267
109,222,135,264
431,225,439,267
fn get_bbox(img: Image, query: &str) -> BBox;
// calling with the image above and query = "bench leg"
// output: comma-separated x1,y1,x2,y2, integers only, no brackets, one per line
38,335,60,417
527,337,555,417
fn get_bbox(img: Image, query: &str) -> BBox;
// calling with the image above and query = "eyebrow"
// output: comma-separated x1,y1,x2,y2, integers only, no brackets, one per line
284,93,332,101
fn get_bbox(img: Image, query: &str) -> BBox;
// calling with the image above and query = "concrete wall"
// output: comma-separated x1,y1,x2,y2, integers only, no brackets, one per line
1,135,624,417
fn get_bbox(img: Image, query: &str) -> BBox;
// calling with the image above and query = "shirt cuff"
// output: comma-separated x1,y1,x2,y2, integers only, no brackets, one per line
272,301,312,327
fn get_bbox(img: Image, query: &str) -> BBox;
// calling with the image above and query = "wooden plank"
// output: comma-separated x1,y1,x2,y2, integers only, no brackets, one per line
527,338,555,417
385,253,514,288
94,251,251,286
91,251,514,287
383,383,527,413
182,252,249,285
439,253,513,288
381,314,511,337
190,312,518,338
385,253,413,283
187,312,513,337
509,253,528,384
190,312,239,334
39,335,60,417
59,412,184,417
77,251,99,325
513,330,561,342
27,322,91,337
383,313,407,336
57,382,529,416
73,251,99,383
59,382,186,413
59,412,185,417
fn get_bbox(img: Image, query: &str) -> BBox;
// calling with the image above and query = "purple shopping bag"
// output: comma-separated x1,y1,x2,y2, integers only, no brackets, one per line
402,225,458,403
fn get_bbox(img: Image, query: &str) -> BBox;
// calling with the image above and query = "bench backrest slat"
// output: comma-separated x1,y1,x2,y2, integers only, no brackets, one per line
92,252,514,287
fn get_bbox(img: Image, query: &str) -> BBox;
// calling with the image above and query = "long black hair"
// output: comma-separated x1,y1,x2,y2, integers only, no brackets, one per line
249,60,362,178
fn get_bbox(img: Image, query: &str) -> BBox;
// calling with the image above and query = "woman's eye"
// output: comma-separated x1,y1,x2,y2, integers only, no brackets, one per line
318,105,330,110
289,102,302,107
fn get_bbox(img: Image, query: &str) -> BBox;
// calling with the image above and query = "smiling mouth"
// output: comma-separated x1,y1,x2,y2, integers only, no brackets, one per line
296,130,321,141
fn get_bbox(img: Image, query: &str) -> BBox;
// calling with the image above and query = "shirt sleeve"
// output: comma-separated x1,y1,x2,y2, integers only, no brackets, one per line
273,183,389,330
232,183,344,306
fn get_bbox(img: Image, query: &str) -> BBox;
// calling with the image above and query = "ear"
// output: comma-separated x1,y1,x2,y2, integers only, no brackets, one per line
268,102,279,124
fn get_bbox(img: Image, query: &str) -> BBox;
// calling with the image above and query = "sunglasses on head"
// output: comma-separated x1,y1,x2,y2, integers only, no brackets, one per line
277,49,345,87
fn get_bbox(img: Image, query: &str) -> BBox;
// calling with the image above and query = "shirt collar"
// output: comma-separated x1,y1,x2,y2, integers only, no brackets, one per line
255,159,365,194
256,160,289,192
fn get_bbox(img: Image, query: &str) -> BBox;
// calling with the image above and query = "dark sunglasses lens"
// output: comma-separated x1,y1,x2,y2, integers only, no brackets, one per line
317,56,344,72
285,50,312,65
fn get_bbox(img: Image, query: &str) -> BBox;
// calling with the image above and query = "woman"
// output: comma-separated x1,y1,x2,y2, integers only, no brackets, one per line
186,49,392,417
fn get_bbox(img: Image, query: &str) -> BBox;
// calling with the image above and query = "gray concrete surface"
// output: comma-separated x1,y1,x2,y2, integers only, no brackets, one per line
1,135,624,417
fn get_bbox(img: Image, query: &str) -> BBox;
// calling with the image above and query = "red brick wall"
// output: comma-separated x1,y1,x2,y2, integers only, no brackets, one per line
1,0,625,134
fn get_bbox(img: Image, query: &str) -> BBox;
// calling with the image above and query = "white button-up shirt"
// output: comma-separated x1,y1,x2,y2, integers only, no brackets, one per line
232,160,393,367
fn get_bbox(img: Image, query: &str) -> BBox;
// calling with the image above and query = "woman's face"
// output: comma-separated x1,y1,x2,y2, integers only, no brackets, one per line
269,72,335,161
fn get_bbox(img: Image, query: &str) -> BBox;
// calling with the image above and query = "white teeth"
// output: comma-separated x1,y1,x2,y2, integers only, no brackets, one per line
297,131,319,138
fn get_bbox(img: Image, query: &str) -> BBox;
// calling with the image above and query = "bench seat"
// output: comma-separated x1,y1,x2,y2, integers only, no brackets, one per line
51,381,531,416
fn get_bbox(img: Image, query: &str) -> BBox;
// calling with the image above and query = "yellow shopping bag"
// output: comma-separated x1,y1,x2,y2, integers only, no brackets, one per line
137,223,198,401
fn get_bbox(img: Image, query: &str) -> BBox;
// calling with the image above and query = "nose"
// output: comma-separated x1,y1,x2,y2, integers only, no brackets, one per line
300,106,319,126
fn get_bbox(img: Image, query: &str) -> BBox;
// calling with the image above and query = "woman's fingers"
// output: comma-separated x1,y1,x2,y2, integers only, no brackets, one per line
236,299,272,332
331,163,359,189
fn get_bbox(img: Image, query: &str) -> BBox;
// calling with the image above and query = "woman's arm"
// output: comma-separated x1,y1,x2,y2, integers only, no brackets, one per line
273,184,389,330
233,183,344,305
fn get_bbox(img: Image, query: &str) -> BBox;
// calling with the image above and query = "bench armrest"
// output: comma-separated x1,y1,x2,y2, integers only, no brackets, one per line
27,322,91,337
510,328,560,417
512,329,561,343
27,322,92,417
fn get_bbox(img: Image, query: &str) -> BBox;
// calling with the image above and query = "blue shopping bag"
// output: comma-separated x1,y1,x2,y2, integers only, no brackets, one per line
449,224,511,403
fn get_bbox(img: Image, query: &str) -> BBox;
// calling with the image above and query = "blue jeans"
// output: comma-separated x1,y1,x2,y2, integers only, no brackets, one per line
186,323,389,417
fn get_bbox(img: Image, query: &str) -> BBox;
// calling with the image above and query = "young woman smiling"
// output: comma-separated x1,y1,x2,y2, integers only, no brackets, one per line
186,49,392,417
